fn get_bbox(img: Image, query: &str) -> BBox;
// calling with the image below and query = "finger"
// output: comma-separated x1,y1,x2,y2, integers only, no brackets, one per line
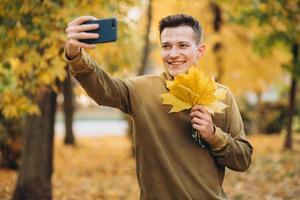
190,111,209,120
191,117,208,126
192,123,205,132
68,15,98,26
66,24,99,33
202,108,210,115
67,32,99,40
192,107,211,118
191,111,212,126
68,39,96,49
191,105,207,113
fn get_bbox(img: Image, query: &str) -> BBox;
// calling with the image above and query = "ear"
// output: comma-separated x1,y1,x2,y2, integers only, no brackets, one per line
197,44,205,58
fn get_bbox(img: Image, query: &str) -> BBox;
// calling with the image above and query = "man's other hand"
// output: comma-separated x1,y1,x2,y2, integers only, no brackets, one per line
65,16,99,59
190,105,215,140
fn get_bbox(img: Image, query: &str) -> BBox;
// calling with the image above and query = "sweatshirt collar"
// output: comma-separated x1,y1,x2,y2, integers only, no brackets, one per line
160,71,174,86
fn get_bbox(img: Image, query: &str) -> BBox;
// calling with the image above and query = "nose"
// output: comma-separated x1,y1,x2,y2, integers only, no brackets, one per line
169,47,180,58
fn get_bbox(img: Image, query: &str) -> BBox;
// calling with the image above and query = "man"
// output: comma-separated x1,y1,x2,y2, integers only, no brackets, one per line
65,14,253,200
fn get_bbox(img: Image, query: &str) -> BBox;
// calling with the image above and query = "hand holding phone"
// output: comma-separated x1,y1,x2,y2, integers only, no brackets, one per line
79,18,118,44
65,16,118,59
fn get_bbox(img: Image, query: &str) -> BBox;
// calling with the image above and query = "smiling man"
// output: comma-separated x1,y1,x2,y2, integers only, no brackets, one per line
160,19,205,76
65,14,253,200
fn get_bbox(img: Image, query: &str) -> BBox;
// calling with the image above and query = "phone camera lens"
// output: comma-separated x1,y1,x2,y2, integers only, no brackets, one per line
112,20,116,29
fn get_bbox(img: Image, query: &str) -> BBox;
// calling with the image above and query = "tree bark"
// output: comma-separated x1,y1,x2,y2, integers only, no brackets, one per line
210,1,224,82
137,0,152,75
127,0,153,157
284,77,297,149
284,43,299,149
254,91,262,133
63,68,75,145
213,42,224,82
13,89,57,200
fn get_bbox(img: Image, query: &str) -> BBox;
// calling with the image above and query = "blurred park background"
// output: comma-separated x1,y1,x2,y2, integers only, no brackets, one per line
0,0,300,199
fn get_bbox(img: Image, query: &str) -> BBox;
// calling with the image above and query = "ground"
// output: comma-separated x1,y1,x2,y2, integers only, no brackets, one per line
1,134,300,200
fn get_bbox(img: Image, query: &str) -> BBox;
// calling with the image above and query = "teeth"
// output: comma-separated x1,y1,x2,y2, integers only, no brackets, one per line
169,62,184,65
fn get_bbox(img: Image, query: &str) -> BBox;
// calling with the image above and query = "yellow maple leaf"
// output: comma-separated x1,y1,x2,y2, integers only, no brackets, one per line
161,67,227,114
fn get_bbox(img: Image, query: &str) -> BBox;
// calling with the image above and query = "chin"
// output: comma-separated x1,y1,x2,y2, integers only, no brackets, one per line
169,70,185,77
165,64,190,76
170,68,189,76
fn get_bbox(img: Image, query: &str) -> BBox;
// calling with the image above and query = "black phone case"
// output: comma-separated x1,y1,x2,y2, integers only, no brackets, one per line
79,18,117,44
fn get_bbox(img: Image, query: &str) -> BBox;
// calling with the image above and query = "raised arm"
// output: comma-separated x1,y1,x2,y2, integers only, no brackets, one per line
64,16,137,114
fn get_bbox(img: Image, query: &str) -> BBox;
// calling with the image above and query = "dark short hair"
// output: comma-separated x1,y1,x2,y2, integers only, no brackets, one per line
159,14,203,44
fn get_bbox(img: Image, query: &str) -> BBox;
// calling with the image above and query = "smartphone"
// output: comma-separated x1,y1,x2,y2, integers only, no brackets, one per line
79,18,117,44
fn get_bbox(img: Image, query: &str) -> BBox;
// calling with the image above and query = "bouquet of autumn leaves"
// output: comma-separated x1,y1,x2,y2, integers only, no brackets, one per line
161,67,227,115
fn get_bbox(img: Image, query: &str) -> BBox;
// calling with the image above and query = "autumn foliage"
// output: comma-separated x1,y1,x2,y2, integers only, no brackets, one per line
0,0,299,199
1,134,300,199
161,67,227,114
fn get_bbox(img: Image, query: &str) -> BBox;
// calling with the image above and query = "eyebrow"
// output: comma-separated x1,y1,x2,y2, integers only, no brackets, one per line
178,41,190,44
161,41,190,45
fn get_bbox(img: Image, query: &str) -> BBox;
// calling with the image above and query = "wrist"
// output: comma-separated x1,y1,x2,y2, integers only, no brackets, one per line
66,50,80,60
203,125,216,141
66,45,80,60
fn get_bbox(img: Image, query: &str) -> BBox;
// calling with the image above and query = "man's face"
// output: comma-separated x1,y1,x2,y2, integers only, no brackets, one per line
160,26,205,76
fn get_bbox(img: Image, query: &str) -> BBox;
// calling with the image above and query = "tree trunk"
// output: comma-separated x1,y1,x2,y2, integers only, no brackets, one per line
210,1,224,82
254,91,262,133
284,77,297,149
284,43,299,149
126,0,153,157
63,68,75,145
213,42,224,82
137,0,152,75
13,89,57,200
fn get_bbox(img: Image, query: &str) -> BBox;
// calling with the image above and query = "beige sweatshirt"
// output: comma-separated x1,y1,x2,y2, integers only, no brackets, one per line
65,49,253,200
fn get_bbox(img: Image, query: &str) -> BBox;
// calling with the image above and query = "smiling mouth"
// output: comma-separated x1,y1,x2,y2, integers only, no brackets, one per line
168,61,186,65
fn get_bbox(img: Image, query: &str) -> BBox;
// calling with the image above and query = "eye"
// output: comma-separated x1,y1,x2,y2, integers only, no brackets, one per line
162,44,170,49
179,43,189,48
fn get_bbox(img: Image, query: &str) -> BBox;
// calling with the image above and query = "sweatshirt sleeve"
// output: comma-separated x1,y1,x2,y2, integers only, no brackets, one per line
64,48,137,115
206,88,253,172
